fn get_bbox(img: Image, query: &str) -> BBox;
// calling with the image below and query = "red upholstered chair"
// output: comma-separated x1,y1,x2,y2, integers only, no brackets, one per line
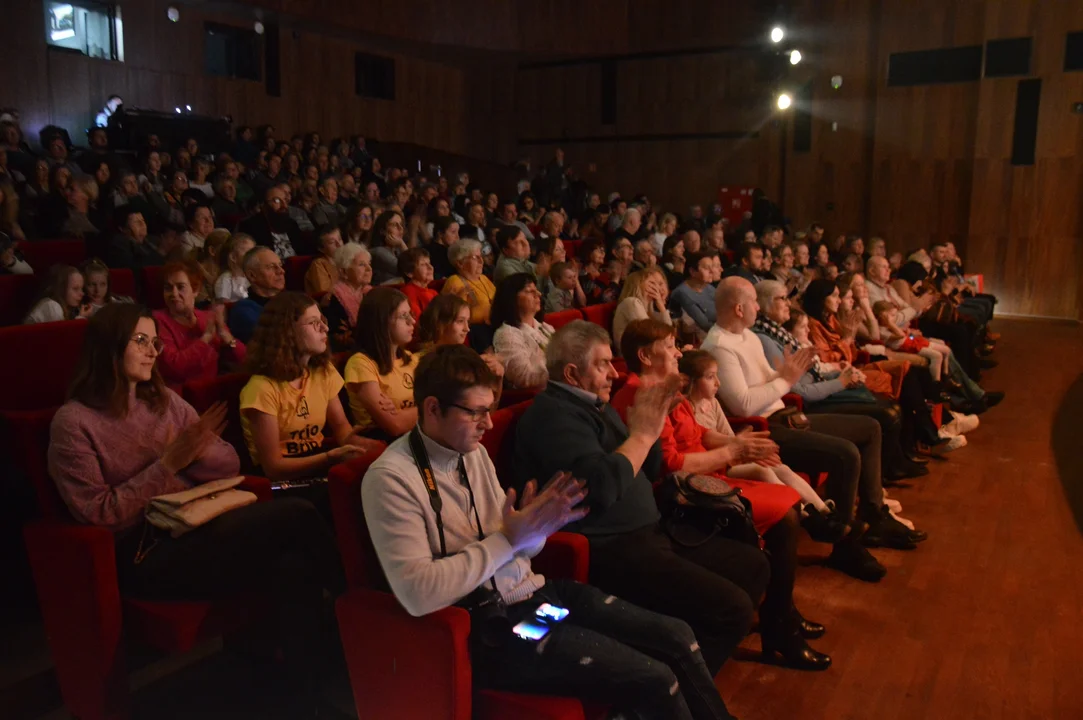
0,273,40,325
108,268,136,299
430,277,446,293
498,385,541,409
285,255,313,291
581,301,617,333
4,406,273,720
140,266,166,309
17,239,87,272
181,372,253,471
0,320,88,410
783,393,804,410
563,239,582,259
327,419,601,720
544,308,585,331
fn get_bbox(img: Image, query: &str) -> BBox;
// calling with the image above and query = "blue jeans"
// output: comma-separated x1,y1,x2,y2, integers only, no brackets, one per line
948,352,985,401
472,578,735,720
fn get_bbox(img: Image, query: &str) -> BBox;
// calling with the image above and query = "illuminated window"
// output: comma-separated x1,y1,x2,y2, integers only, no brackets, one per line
44,1,123,62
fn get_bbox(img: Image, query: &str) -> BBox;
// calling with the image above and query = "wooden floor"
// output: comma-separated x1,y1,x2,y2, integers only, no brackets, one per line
718,318,1083,720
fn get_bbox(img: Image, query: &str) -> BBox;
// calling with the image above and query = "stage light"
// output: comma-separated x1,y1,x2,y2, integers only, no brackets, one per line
175,107,181,114
770,27,784,43
185,104,192,112
777,93,792,110
167,6,179,22
254,21,265,35
790,50,802,65
831,75,843,90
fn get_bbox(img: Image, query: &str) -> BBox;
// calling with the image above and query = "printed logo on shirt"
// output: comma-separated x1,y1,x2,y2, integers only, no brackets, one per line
403,371,414,390
286,423,321,455
270,231,295,259
296,396,310,420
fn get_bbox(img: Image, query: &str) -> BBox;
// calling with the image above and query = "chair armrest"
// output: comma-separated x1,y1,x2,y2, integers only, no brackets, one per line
336,589,472,720
782,393,804,410
856,350,871,364
23,520,128,716
727,416,769,432
239,475,273,502
533,531,589,583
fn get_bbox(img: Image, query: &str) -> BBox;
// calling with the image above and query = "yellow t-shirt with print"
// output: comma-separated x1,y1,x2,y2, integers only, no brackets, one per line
344,351,420,433
239,363,345,466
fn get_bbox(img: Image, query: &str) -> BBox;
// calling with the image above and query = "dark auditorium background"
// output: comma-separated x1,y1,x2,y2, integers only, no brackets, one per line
4,0,1081,319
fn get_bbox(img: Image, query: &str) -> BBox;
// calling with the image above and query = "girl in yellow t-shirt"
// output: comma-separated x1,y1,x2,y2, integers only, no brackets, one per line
240,292,383,482
345,287,420,439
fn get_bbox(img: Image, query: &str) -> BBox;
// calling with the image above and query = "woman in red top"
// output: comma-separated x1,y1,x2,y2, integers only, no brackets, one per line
610,318,830,671
397,247,438,323
153,260,245,386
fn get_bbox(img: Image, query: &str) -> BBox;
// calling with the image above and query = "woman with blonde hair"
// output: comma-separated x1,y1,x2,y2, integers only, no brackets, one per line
213,233,255,302
193,228,231,304
81,258,133,314
612,267,672,352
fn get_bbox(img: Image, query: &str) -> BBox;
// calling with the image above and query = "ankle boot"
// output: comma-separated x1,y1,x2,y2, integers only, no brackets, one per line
761,616,832,671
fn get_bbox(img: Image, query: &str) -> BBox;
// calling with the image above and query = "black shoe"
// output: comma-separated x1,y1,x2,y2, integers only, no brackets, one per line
863,507,920,550
761,621,832,671
979,357,999,369
801,505,849,544
982,391,1004,408
826,536,887,582
794,609,825,639
885,459,930,481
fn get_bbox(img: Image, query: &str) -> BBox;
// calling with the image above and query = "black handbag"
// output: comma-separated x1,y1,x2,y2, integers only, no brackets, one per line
657,472,761,548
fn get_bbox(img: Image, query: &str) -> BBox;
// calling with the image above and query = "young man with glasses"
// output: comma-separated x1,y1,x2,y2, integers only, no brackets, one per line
362,344,736,720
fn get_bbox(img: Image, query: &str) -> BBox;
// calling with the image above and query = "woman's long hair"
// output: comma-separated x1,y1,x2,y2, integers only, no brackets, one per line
801,278,838,323
371,209,404,249
354,286,411,375
246,292,331,381
68,303,168,417
417,293,468,345
36,264,82,318
489,272,539,331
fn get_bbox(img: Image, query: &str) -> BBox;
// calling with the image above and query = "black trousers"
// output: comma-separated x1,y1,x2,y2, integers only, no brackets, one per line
473,579,735,720
115,498,345,688
770,413,884,524
586,524,770,675
806,398,905,471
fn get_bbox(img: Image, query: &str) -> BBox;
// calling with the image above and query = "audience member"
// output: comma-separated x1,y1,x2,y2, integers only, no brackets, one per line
238,186,303,259
343,202,375,246
240,291,380,479
397,247,437,322
670,251,718,335
369,210,408,285
24,264,92,324
343,287,420,439
362,344,734,719
228,247,284,343
214,233,255,302
304,225,343,296
81,258,132,314
493,225,535,285
722,242,764,284
154,261,245,385
491,273,554,389
442,239,496,326
0,231,32,274
322,242,373,352
612,268,672,352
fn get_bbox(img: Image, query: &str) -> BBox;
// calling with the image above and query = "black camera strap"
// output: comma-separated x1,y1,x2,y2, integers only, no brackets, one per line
408,426,487,559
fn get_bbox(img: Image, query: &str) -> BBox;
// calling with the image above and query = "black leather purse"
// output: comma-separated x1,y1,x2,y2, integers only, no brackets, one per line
657,472,761,548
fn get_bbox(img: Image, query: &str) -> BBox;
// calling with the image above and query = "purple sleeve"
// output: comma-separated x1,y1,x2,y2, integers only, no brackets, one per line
47,405,189,531
167,392,242,484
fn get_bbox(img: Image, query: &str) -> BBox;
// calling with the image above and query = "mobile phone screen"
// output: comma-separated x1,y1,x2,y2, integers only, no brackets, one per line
535,603,570,623
512,620,551,642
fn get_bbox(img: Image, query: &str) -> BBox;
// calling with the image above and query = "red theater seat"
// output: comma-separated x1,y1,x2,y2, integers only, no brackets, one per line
108,268,136,299
327,430,601,720
181,372,253,470
17,239,87,272
141,265,166,309
0,273,40,326
285,255,314,291
581,302,617,334
4,406,272,720
0,320,88,410
544,308,584,331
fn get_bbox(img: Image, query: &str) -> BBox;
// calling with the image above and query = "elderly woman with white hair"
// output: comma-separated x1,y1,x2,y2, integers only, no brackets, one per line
322,242,374,352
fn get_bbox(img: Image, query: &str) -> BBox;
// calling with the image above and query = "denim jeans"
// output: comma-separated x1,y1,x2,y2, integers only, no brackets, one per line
472,578,736,720
948,352,985,401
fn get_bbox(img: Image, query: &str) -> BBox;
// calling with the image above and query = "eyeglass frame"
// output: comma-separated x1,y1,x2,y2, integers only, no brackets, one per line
130,333,164,353
444,402,493,422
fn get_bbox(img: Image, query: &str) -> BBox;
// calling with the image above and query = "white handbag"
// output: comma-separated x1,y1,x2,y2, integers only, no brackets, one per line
145,476,257,538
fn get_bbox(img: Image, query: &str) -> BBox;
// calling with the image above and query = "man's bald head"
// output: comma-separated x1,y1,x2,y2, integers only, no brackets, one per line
866,255,890,283
716,276,759,330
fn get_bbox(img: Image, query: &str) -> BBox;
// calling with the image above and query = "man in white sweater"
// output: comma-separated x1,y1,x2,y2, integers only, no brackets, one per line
702,277,927,581
361,345,734,719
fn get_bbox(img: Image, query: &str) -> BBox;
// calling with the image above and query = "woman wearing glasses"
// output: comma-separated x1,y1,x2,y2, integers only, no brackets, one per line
48,303,348,711
240,292,380,483
153,261,245,386
368,209,409,285
344,287,421,441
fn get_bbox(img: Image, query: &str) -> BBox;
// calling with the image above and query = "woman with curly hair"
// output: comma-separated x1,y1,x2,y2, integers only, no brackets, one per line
240,292,381,482
344,287,420,440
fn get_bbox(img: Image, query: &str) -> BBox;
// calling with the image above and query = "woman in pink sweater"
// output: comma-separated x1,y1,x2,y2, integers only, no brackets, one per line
47,303,343,709
153,260,246,386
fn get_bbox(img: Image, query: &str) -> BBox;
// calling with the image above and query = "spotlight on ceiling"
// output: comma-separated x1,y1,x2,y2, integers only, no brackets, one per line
254,20,265,34
777,93,793,110
770,26,784,43
167,6,180,23
790,49,802,65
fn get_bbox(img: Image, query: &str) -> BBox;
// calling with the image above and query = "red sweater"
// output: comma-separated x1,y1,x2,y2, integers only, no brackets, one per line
401,283,438,321
153,309,246,386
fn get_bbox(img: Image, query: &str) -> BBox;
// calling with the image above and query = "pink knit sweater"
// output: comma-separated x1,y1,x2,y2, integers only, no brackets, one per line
48,390,241,532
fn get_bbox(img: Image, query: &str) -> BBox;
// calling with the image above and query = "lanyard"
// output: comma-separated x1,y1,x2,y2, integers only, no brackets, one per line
407,426,486,558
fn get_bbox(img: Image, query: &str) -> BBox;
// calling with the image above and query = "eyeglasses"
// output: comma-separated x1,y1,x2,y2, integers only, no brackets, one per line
446,403,493,422
299,317,328,331
130,333,164,353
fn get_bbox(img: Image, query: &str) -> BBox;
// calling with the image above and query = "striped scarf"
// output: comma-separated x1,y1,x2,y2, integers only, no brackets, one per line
753,314,826,382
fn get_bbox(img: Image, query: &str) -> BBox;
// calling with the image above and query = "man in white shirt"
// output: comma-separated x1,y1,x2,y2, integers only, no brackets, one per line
703,277,927,581
865,255,919,328
361,345,733,719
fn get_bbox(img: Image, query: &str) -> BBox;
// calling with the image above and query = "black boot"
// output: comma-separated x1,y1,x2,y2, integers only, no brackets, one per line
826,528,887,582
761,615,832,671
794,608,825,639
801,503,849,544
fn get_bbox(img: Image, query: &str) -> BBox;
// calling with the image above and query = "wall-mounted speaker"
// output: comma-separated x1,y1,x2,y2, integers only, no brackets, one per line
887,46,983,86
985,37,1031,77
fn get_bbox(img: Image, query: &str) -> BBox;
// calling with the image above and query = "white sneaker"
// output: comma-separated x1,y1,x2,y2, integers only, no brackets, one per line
932,435,967,454
952,412,980,434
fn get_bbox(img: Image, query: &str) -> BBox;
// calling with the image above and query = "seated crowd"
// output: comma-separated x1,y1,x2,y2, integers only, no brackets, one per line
3,118,1007,719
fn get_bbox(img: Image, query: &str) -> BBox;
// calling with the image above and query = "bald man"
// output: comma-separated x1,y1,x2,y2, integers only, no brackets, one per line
701,277,927,582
